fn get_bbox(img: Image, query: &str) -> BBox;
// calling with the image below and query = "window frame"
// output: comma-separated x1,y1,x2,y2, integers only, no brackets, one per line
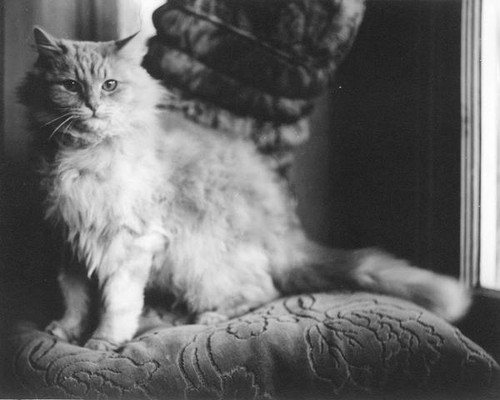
461,0,500,298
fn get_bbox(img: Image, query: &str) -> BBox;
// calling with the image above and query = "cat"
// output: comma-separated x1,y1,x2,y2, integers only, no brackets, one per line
19,27,471,351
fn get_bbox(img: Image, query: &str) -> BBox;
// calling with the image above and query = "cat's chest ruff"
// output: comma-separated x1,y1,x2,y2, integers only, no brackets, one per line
48,143,159,236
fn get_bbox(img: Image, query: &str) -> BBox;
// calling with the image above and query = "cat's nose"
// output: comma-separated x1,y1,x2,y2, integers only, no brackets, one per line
85,101,101,117
85,101,97,113
84,93,100,114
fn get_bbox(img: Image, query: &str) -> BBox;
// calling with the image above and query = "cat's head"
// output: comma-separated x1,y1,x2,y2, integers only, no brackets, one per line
20,27,165,145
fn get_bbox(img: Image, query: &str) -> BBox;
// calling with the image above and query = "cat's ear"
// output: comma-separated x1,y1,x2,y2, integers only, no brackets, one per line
114,32,146,63
33,26,63,57
115,32,140,50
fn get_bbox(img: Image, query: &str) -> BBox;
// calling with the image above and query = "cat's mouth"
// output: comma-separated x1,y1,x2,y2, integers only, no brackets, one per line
77,116,110,132
50,116,110,145
43,110,114,145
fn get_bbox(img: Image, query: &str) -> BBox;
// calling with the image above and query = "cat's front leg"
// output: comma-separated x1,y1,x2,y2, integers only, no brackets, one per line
84,266,148,351
45,248,92,344
84,231,164,351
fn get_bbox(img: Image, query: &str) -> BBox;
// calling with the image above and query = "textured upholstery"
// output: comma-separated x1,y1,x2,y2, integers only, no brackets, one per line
144,0,366,123
10,293,500,399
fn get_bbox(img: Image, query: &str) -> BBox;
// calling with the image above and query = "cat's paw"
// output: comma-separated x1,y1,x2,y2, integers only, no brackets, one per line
45,320,82,344
84,337,120,352
195,311,229,325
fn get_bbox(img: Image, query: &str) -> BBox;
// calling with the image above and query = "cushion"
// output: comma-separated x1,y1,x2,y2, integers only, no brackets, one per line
9,292,500,399
144,0,366,123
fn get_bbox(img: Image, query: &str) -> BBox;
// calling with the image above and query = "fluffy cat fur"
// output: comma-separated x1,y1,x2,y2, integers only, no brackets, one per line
19,27,471,351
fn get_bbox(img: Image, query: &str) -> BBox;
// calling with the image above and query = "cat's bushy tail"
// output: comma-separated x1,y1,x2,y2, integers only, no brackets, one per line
274,242,471,322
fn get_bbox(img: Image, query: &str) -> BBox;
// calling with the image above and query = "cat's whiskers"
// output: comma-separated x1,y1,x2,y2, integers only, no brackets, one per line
63,118,77,137
49,115,76,141
41,112,75,128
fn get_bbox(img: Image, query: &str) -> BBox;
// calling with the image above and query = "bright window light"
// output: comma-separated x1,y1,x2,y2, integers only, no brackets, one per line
480,0,500,289
118,0,165,41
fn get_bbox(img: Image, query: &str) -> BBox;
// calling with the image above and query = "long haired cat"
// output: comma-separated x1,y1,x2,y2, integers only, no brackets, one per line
20,27,470,351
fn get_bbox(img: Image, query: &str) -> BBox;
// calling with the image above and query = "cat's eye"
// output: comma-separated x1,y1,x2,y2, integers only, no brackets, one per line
102,79,118,92
62,79,80,93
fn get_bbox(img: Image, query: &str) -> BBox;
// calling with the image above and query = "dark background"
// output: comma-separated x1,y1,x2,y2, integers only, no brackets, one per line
295,0,462,275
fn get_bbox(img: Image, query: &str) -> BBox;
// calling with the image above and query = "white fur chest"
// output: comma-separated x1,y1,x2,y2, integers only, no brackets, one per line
44,137,163,270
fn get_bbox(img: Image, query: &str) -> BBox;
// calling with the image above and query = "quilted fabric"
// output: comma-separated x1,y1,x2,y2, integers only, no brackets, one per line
144,0,365,123
9,292,500,399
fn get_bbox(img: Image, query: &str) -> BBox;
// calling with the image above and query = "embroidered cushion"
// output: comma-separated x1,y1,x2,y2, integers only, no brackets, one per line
9,293,499,399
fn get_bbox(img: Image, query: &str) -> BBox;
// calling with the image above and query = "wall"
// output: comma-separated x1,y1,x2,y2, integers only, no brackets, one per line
293,0,463,277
